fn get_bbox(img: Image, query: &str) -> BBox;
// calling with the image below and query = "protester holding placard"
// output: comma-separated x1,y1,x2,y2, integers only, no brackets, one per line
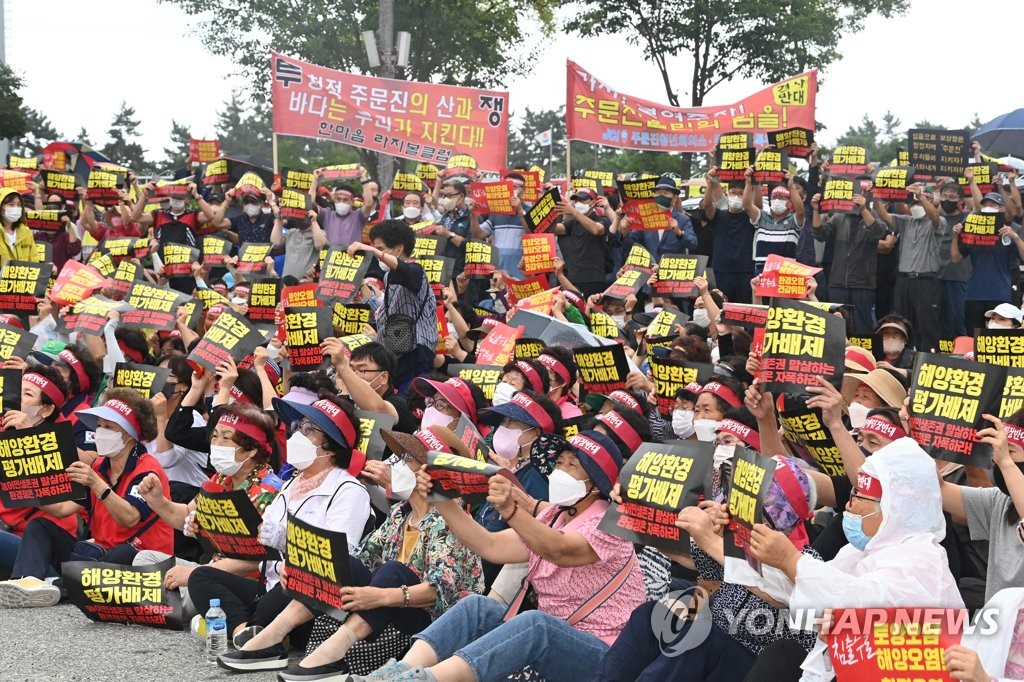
47,343,103,449
79,185,141,242
323,340,418,435
311,168,377,248
243,427,483,680
874,313,916,371
0,187,37,267
347,220,438,392
271,200,328,281
478,171,531,278
363,431,643,682
743,168,805,274
435,180,473,281
29,187,80,270
595,455,821,681
937,181,973,339
192,394,371,664
132,404,283,621
699,166,755,303
745,439,964,680
216,186,274,245
951,176,1024,332
0,389,173,608
411,376,485,435
554,188,613,298
810,182,886,333
538,348,584,419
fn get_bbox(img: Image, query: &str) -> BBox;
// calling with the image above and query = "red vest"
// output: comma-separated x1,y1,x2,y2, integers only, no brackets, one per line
88,453,173,554
0,502,77,536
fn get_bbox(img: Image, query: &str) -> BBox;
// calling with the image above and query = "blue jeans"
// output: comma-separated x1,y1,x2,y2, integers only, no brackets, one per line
0,530,22,573
941,280,969,338
828,285,875,334
413,593,609,682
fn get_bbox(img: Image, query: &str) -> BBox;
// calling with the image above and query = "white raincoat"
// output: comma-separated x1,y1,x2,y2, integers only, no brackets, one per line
792,437,965,681
960,587,1024,681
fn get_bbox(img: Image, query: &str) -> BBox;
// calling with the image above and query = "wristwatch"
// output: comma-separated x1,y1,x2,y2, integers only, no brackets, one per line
99,486,114,501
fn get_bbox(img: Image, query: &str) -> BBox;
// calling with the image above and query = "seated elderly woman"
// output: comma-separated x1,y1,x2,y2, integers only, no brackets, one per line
0,389,170,607
355,430,646,682
744,436,965,681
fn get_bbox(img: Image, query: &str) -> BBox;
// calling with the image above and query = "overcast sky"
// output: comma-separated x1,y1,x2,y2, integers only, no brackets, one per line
6,0,1018,163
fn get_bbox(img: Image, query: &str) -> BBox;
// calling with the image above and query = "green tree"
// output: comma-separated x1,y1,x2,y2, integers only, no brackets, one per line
101,102,150,171
163,119,193,170
834,111,904,165
11,108,61,156
215,94,273,164
76,127,93,147
507,107,566,172
0,64,28,141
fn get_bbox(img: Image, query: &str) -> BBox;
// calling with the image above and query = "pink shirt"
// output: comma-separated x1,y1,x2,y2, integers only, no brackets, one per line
528,500,646,645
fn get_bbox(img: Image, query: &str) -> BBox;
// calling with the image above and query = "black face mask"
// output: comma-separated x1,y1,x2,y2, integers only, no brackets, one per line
940,199,960,214
993,462,1024,497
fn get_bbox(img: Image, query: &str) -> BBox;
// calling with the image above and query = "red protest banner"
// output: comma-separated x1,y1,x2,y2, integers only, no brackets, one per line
623,200,672,231
755,254,821,299
521,234,556,275
271,52,509,170
505,274,549,306
567,60,816,152
468,181,516,215
188,139,221,164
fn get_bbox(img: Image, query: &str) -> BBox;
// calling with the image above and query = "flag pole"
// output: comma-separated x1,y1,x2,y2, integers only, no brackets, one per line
272,133,279,174
565,138,572,184
548,135,553,179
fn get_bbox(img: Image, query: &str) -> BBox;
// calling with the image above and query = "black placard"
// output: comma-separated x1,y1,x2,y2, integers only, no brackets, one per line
63,558,183,630
112,363,171,400
284,306,334,369
195,488,277,560
283,514,352,619
759,298,845,393
0,422,86,507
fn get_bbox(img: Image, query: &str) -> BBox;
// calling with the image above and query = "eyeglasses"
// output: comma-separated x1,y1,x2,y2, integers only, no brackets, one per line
352,366,383,377
291,419,324,437
850,488,880,504
439,192,458,198
424,396,451,412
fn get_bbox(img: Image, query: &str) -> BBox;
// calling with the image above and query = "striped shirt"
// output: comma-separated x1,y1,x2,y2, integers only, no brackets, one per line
752,209,802,266
376,259,438,350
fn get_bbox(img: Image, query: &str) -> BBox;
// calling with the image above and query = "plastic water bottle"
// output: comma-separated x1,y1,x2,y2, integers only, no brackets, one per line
206,598,228,663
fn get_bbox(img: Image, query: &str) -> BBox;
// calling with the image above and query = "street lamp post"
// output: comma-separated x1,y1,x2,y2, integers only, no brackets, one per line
363,8,410,191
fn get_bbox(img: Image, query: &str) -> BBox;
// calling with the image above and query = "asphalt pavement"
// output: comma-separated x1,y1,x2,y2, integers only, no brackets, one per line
0,604,286,681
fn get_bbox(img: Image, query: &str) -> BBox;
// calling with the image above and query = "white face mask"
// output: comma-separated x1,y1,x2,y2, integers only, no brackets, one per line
390,460,417,500
261,207,272,215
611,314,626,328
266,344,281,361
210,444,245,476
882,337,905,356
909,205,926,219
981,206,1000,214
848,401,871,429
770,199,789,215
672,409,695,439
403,206,422,220
420,405,453,430
573,202,590,214
713,443,736,468
988,319,1014,330
243,203,261,218
491,382,518,406
442,197,459,211
3,206,23,223
726,196,744,212
693,419,721,442
286,432,321,471
548,468,589,506
169,199,186,213
94,427,126,457
691,308,711,328
334,201,352,216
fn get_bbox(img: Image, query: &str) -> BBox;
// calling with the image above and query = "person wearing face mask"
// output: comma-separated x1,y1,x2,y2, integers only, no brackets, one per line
476,172,531,279
217,187,276,246
983,302,1024,330
939,413,1024,605
700,166,755,303
492,359,550,407
262,426,483,680
310,171,377,248
952,181,1024,332
553,187,613,298
810,181,886,334
670,383,701,440
648,175,697,258
42,343,103,452
840,368,908,430
411,376,481,434
597,456,823,682
873,315,915,371
0,368,79,578
936,182,972,339
131,405,283,620
198,395,371,668
538,348,584,419
348,220,438,392
394,191,440,229
433,179,475,279
363,431,645,682
29,189,80,270
709,410,762,500
692,379,744,443
0,389,172,608
0,187,37,268
271,199,328,280
326,341,418,434
874,183,945,353
744,168,805,275
746,439,964,681
79,186,141,248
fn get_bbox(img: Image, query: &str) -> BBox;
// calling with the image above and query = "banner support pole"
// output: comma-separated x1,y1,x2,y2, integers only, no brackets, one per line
272,134,279,174
565,139,571,183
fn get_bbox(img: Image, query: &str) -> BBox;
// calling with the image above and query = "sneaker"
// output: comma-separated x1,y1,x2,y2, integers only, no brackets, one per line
190,615,206,640
276,659,348,681
389,668,437,682
0,577,61,608
217,644,288,672
347,659,413,681
233,625,264,649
